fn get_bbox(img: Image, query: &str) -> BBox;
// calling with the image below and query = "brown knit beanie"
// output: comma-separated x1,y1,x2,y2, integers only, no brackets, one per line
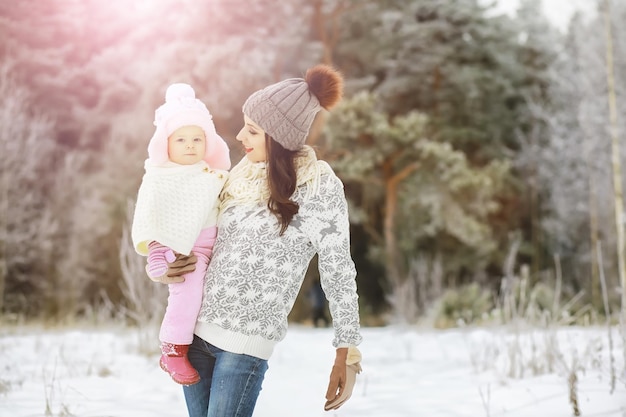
242,65,344,151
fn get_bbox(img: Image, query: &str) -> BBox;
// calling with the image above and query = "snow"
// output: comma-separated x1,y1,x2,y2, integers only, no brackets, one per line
1,324,625,417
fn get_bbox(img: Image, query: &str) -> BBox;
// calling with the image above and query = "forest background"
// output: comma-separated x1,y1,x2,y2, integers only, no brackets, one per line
1,0,626,329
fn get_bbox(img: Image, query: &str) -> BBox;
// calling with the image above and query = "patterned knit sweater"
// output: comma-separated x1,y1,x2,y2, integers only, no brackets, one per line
194,147,362,360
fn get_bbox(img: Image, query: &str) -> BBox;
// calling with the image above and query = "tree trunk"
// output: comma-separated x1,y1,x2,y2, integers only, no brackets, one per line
581,116,601,310
311,0,355,66
0,159,7,313
308,0,355,151
579,94,601,309
587,153,601,309
528,132,541,284
383,159,419,294
604,0,626,328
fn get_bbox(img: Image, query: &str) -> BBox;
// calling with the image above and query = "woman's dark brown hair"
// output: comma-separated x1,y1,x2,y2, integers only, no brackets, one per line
266,133,299,235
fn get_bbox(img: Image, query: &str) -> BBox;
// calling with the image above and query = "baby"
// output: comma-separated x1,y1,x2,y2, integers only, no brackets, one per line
132,83,230,385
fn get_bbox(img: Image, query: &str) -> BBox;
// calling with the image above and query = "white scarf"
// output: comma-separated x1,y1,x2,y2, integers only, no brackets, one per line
220,145,332,210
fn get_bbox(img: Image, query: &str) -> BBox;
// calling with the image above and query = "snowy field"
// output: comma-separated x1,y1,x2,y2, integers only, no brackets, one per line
1,323,625,417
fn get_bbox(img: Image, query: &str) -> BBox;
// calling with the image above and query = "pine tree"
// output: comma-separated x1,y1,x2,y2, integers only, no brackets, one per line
326,92,508,321
335,0,532,162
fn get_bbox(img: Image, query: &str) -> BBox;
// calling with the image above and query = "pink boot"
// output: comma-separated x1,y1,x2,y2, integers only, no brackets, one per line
159,342,200,385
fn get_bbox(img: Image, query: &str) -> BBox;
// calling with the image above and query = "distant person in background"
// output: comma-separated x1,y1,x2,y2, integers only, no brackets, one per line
309,277,330,327
160,64,363,417
131,83,230,386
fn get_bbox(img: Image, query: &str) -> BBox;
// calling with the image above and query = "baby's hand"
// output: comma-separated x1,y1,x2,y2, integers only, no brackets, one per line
164,249,176,263
149,252,197,284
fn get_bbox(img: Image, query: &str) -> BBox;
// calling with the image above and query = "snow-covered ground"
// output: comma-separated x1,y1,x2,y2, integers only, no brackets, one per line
1,323,624,417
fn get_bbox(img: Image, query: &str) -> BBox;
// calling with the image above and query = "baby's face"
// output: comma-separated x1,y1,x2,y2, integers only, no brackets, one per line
167,125,206,165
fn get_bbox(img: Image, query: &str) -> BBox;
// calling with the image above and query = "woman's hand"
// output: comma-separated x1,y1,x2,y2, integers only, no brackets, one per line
149,253,198,284
324,348,348,409
324,346,362,411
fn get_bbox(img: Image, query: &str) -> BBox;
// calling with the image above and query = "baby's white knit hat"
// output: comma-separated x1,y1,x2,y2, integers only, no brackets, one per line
147,83,231,170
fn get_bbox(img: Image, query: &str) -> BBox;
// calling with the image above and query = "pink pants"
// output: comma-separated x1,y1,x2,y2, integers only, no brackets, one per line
157,227,217,345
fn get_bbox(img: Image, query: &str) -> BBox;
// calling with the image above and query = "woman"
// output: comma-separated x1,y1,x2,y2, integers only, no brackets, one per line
161,64,363,417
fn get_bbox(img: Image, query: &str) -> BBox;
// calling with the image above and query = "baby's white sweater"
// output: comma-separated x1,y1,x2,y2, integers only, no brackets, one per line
131,160,226,256
194,169,362,359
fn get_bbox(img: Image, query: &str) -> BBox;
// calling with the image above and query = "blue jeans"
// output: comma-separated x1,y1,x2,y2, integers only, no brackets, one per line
183,335,269,417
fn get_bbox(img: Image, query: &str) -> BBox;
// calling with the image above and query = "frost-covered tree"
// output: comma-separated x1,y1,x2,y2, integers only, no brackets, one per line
538,1,626,309
0,0,328,317
502,0,563,281
0,64,61,315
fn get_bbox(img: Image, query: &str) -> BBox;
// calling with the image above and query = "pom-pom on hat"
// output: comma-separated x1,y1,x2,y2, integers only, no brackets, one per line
147,83,231,170
242,65,344,151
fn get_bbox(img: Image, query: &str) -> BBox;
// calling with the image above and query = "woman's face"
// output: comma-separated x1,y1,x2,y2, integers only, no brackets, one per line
167,125,206,165
236,115,267,163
